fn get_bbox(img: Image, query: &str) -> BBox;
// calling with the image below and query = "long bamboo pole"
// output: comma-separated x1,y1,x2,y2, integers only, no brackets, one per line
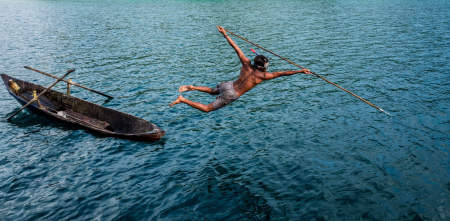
223,28,389,115
24,66,113,99
7,69,75,120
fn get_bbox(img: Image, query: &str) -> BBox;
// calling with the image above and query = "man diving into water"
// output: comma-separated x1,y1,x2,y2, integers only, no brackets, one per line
169,26,311,112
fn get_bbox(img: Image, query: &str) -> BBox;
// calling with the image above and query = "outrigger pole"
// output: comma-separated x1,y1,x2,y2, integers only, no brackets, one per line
24,66,114,99
223,28,390,115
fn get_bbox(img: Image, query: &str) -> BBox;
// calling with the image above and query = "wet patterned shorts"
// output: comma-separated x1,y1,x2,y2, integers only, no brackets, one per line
212,81,239,110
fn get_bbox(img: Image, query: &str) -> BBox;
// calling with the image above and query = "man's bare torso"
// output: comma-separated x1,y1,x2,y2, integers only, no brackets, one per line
232,62,264,97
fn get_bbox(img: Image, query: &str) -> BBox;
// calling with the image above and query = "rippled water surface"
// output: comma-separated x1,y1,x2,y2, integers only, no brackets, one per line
0,0,449,220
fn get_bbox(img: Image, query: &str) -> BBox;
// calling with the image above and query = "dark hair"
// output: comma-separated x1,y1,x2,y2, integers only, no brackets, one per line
253,55,269,70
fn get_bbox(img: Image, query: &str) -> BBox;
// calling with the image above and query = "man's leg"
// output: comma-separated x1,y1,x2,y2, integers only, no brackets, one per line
169,95,215,112
179,85,219,95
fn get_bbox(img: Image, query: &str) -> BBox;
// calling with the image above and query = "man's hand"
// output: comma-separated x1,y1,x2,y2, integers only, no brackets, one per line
217,26,227,36
301,68,312,74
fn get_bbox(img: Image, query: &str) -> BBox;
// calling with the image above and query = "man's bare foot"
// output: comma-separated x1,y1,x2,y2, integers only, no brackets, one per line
169,95,184,107
179,85,194,93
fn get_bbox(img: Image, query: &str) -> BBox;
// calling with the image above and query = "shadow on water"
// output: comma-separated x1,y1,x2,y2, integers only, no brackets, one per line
100,97,113,105
196,158,272,220
149,137,167,146
155,157,272,220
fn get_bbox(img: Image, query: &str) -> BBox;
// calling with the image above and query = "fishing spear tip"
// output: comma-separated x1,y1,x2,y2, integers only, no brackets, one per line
379,108,391,116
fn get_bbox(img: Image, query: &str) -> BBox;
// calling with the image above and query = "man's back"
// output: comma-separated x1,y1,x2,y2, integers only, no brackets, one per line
233,62,264,97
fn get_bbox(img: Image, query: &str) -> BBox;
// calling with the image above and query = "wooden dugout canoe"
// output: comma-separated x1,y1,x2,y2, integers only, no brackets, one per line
2,74,165,141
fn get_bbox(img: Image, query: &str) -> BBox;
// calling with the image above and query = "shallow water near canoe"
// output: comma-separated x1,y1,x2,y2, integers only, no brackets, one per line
0,0,449,220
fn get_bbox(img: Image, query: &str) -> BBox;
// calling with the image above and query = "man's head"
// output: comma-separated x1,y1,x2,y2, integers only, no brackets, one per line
253,55,269,71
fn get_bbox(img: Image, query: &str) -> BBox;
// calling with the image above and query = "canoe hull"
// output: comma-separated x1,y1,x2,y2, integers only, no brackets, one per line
2,74,165,141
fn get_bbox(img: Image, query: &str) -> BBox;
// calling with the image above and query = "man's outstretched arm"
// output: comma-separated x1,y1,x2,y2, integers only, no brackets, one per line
217,26,250,65
259,68,311,80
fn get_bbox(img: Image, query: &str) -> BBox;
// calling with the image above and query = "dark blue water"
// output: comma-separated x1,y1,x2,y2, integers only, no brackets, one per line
0,0,449,220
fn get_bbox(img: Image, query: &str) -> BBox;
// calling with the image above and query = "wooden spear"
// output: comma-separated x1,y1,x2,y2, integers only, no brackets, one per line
223,28,389,115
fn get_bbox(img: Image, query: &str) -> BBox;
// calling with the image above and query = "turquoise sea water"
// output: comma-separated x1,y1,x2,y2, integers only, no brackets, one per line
0,0,449,220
